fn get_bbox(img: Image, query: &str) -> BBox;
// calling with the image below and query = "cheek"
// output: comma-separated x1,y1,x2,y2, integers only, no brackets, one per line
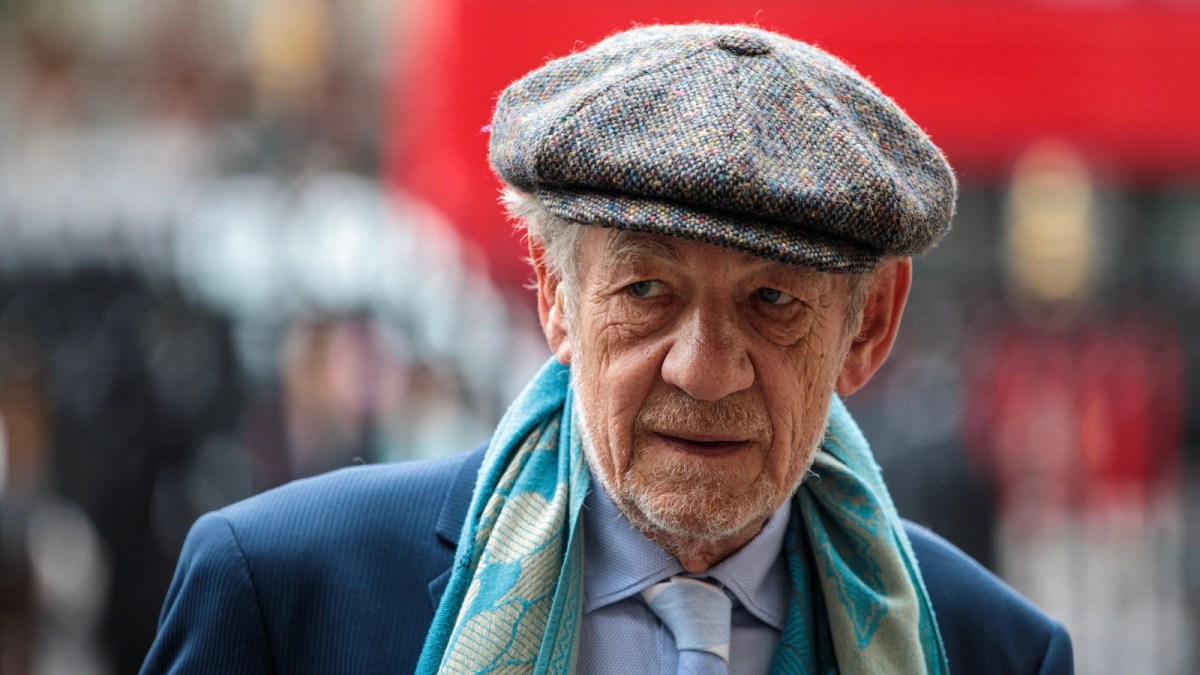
575,323,659,474
791,317,850,398
607,359,660,470
763,339,846,481
765,398,824,489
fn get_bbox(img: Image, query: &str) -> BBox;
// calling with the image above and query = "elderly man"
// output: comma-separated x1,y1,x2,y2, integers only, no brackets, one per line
143,24,1072,674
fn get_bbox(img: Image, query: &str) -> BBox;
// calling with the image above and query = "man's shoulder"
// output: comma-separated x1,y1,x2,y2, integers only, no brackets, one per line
144,448,487,674
225,449,478,525
904,521,1074,675
203,446,485,569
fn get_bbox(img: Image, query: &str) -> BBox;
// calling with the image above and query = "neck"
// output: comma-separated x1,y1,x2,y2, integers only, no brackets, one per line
641,519,766,574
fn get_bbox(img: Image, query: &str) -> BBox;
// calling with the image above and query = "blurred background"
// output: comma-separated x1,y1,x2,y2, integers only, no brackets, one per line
0,0,1196,673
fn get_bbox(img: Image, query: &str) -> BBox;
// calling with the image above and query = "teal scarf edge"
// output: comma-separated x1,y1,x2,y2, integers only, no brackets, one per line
415,359,574,673
821,396,950,673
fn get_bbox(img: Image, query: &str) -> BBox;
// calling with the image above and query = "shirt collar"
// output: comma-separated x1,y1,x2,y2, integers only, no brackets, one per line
582,478,681,613
706,496,790,630
582,476,791,630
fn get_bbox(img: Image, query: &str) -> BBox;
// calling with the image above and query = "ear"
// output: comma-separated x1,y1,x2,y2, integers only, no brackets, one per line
836,257,911,396
530,240,573,365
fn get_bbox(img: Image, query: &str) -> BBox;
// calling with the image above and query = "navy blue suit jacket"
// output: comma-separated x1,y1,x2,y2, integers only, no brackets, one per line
142,447,1073,673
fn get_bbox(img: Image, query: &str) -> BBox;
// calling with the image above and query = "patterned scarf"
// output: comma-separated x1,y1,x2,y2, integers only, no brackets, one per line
416,359,948,674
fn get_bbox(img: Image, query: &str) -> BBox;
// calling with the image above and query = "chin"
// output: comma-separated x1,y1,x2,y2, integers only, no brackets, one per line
576,392,811,546
623,476,782,544
608,443,786,544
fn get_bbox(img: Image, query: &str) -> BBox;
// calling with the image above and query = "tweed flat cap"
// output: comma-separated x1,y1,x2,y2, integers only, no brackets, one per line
489,24,956,272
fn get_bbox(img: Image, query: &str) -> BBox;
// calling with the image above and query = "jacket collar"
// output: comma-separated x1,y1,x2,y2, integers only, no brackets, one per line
428,444,487,608
435,444,487,546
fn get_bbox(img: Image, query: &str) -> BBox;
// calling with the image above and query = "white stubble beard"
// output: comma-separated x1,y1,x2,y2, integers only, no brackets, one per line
569,365,824,549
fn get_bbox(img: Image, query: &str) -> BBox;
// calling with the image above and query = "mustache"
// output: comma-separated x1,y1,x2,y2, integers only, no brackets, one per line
634,388,771,441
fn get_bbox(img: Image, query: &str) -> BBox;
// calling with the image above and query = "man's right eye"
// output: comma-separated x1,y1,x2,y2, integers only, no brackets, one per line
627,280,666,298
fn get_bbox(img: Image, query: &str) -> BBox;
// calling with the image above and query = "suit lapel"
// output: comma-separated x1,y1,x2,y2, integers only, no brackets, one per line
428,445,487,608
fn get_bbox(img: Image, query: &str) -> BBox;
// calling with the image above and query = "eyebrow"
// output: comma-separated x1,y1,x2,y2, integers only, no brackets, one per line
603,229,683,267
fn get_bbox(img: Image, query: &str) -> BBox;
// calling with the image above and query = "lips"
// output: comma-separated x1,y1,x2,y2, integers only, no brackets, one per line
653,432,754,457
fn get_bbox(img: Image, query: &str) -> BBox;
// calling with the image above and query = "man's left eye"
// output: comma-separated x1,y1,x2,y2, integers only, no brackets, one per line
627,280,666,298
756,288,795,305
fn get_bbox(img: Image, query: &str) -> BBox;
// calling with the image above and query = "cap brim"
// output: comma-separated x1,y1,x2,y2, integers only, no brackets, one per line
537,190,882,273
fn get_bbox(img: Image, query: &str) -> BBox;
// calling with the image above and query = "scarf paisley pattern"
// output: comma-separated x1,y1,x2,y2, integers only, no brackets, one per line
416,359,948,674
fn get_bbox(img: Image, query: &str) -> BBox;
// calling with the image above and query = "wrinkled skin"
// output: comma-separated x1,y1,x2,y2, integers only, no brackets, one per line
534,228,910,571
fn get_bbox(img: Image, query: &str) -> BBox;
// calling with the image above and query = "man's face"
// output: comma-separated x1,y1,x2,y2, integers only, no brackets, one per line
561,227,859,547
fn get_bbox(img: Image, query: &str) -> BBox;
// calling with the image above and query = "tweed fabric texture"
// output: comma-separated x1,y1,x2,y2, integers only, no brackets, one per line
490,24,957,272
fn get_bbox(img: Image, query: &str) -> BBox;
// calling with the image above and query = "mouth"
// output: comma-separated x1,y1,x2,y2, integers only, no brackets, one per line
653,432,755,458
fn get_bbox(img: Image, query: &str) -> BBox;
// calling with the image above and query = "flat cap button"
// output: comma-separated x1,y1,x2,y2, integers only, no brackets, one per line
715,32,772,56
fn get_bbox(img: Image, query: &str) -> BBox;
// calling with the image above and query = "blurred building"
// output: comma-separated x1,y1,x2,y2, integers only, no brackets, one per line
0,1,546,672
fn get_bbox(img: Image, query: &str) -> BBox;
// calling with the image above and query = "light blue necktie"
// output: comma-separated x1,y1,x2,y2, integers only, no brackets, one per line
642,577,732,675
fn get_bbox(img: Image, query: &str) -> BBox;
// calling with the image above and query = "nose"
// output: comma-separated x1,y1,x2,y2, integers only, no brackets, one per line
660,306,754,401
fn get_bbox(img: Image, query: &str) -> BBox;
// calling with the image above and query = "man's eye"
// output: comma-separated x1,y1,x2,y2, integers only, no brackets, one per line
627,280,665,298
757,288,795,305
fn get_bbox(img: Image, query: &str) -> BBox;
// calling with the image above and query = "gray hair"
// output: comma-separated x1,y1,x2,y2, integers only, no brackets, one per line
502,187,874,335
502,186,587,310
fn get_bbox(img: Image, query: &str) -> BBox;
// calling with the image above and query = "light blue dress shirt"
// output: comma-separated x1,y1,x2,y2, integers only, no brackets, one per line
576,479,791,674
